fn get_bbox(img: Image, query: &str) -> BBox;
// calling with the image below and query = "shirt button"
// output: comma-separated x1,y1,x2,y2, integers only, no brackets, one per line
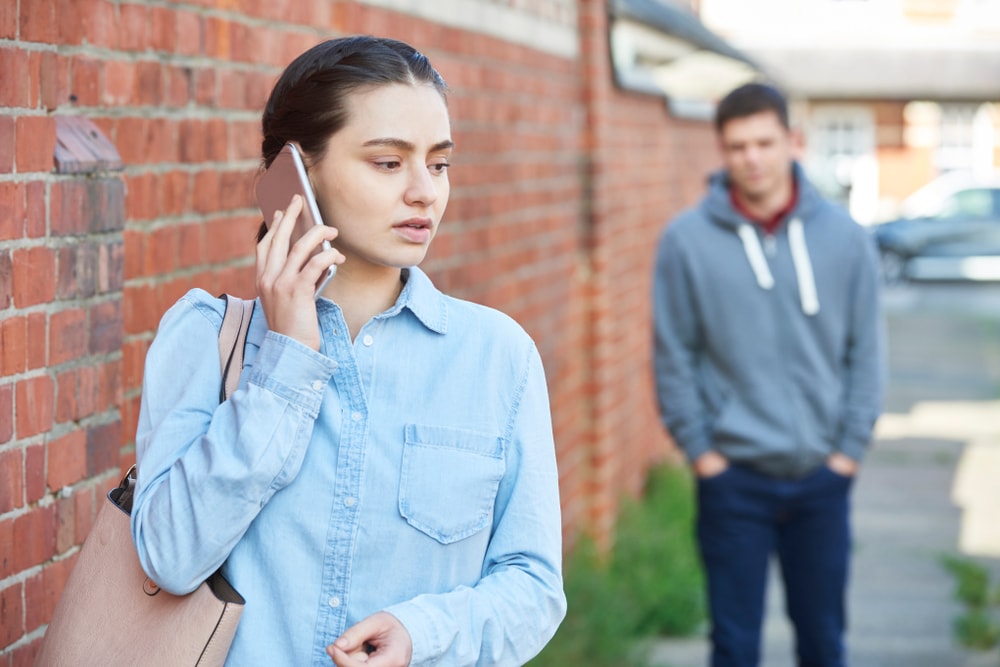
330,361,339,371
311,380,324,391
362,335,373,346
344,497,356,507
351,411,362,422
328,596,340,608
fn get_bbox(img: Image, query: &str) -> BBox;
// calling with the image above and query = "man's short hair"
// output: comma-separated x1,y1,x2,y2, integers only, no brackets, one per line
714,83,789,133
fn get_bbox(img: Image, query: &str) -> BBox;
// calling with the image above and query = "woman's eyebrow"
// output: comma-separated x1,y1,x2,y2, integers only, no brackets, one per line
362,138,455,152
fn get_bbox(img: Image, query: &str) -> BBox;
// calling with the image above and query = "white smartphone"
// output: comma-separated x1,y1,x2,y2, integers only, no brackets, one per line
255,143,336,298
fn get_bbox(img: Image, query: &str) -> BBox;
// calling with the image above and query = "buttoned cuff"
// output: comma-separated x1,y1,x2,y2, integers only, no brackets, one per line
246,331,337,418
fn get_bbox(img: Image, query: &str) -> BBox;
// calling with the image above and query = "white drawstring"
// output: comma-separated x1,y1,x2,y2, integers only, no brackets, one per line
737,220,821,316
737,224,775,290
788,218,820,316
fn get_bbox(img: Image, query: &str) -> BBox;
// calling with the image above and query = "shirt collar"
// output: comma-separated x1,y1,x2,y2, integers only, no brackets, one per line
729,172,799,235
385,266,448,335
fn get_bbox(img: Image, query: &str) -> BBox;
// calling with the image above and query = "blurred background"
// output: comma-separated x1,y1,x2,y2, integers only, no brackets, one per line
1,0,998,665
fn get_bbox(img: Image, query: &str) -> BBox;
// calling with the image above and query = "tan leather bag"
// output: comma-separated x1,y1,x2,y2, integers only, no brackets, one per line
35,295,255,667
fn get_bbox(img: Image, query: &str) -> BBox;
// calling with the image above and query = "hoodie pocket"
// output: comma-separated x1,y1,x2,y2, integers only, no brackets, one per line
398,424,505,545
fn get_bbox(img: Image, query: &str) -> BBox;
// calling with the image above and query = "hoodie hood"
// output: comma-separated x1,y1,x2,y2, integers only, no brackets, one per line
703,162,821,316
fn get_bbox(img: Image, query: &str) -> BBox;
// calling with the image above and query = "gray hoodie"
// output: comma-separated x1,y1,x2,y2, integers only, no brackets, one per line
653,163,885,479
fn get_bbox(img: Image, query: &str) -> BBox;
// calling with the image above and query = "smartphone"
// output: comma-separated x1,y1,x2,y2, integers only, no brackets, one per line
255,143,336,298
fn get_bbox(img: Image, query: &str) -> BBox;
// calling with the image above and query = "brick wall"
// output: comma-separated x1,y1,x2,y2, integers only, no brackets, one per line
0,0,719,659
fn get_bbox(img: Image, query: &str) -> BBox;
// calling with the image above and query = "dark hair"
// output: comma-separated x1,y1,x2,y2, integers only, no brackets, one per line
714,82,789,134
257,35,448,239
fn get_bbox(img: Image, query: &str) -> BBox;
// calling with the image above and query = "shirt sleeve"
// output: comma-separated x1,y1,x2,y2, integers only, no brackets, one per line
836,232,886,461
130,292,337,594
652,227,712,462
384,343,567,667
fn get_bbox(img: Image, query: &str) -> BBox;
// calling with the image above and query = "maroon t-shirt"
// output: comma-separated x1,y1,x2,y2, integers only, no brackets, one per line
730,180,798,236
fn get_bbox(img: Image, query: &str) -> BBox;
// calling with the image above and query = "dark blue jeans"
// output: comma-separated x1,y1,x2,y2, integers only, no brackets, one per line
696,464,853,667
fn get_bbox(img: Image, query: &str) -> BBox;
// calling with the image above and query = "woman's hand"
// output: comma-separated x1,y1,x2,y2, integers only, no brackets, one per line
256,194,344,351
327,612,413,667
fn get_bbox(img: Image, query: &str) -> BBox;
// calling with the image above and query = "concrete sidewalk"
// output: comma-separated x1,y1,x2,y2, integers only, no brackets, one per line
648,284,1000,667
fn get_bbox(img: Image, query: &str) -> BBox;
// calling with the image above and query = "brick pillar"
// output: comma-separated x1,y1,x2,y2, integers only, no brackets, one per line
0,115,124,661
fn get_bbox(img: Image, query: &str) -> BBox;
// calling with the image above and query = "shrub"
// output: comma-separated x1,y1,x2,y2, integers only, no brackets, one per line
530,464,706,666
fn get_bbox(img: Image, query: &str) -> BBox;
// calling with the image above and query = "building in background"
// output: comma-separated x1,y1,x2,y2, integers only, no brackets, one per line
700,0,1000,223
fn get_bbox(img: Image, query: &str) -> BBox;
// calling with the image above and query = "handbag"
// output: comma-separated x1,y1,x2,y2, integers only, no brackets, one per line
35,295,255,667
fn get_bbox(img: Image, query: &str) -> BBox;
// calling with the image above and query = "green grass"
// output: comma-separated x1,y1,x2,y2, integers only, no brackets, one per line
942,555,1000,654
529,464,706,667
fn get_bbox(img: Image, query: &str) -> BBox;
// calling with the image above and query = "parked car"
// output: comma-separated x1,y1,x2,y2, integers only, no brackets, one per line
871,182,1000,283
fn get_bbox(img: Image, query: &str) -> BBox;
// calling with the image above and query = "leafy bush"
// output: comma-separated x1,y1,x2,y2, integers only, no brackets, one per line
530,464,706,667
942,555,1000,654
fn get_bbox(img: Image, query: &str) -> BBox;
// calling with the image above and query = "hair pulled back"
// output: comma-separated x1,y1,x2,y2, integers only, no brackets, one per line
261,35,448,169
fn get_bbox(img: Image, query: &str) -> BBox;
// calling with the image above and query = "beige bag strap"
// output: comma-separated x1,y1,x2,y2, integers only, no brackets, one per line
218,295,254,402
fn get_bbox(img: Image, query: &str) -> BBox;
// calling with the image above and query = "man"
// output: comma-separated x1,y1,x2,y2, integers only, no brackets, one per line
652,83,884,667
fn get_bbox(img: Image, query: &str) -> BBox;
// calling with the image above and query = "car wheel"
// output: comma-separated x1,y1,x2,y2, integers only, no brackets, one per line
880,249,908,284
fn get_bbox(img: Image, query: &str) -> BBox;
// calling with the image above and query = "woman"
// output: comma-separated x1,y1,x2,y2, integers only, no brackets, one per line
131,36,566,666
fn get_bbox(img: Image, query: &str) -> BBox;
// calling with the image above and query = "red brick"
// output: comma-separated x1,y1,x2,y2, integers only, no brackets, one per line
70,56,101,106
15,375,54,439
0,448,23,514
25,444,45,503
54,366,100,424
117,3,149,51
14,116,55,173
20,0,56,43
146,224,180,274
84,0,118,50
24,572,46,634
89,299,122,355
1,315,27,375
123,172,158,221
135,60,163,106
162,169,190,214
12,504,55,571
0,116,13,174
101,58,135,106
219,168,253,210
55,493,75,553
122,338,148,393
193,66,216,106
120,395,141,451
49,307,88,366
55,0,84,45
164,64,191,107
0,47,29,107
148,6,174,52
99,240,124,295
179,119,208,163
0,519,12,579
26,312,47,370
73,484,95,544
177,222,206,269
0,582,24,647
39,52,70,111
86,420,120,476
51,178,126,236
0,250,10,309
175,9,203,57
11,246,56,307
25,181,46,239
0,0,15,38
96,361,122,412
191,168,220,212
0,384,12,444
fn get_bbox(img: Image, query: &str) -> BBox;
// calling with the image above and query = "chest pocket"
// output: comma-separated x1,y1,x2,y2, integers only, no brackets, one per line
398,424,505,545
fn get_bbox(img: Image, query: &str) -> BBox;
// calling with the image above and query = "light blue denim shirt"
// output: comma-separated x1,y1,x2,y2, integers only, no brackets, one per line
131,267,566,666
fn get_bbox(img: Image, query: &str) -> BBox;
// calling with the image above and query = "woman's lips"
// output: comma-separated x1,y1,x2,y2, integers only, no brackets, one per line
393,219,432,243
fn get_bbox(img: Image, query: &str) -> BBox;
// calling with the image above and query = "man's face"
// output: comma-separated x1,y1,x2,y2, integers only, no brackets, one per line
718,110,794,203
